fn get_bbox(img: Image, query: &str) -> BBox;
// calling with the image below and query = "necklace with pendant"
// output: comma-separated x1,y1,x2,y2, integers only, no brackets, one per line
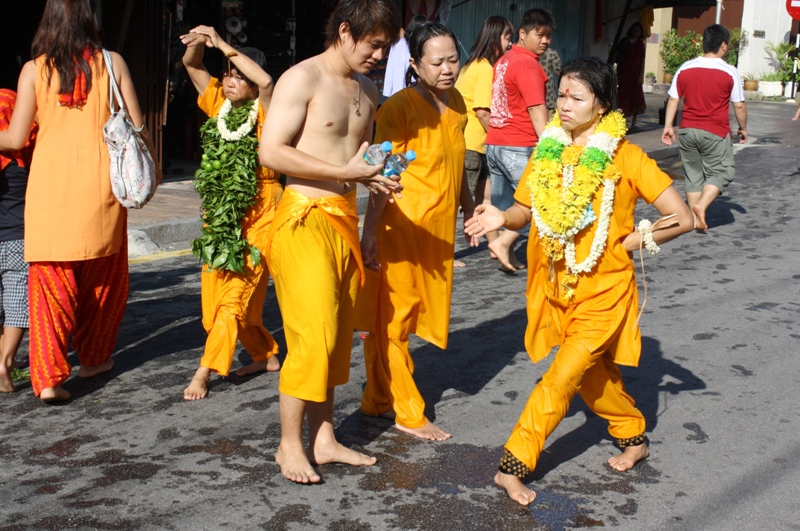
325,54,361,116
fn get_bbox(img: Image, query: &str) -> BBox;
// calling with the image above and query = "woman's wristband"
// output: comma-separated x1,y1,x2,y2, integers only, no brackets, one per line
503,211,511,228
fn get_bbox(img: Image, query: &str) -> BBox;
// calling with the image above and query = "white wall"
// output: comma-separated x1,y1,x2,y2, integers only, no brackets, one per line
737,0,793,78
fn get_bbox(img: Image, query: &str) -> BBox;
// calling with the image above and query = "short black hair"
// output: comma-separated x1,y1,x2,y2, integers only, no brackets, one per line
324,0,402,49
519,8,555,34
703,24,730,54
405,23,459,86
560,56,617,114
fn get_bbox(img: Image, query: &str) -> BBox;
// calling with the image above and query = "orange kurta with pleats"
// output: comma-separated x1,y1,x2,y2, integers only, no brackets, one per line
504,140,672,471
355,87,467,428
196,79,282,375
25,54,124,262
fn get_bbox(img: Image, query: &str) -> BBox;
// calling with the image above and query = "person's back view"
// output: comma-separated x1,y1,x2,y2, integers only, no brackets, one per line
0,0,159,403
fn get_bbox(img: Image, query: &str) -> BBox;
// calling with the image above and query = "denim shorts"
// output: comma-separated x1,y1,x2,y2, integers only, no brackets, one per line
486,144,534,234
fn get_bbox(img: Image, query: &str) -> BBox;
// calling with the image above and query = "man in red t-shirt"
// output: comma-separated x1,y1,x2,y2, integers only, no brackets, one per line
484,8,553,271
661,24,747,232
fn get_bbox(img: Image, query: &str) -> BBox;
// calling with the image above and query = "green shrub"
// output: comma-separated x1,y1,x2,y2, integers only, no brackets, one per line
725,28,748,67
660,29,703,73
764,40,797,83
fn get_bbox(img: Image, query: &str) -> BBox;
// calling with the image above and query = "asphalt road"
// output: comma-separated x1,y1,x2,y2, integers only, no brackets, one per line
2,101,799,530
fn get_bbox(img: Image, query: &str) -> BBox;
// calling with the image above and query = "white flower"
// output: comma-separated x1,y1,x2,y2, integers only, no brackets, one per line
638,219,661,254
542,125,573,147
217,99,258,141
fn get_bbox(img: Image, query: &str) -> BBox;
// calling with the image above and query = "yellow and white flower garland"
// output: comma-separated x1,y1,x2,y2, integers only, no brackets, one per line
526,111,628,300
217,99,258,141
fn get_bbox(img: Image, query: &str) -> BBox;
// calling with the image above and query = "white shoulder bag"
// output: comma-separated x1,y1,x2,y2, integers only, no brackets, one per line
102,49,157,209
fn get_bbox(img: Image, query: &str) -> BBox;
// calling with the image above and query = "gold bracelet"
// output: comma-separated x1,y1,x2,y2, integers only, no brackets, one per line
225,50,238,58
503,211,510,228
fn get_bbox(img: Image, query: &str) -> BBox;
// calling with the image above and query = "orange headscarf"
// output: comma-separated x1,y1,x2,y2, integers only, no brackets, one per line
0,89,38,170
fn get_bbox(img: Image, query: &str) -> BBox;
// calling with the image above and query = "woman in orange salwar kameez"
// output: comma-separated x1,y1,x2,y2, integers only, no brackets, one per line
467,57,693,505
0,0,158,403
356,23,476,442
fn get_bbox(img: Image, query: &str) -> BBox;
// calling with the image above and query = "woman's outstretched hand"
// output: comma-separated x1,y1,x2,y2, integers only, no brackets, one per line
464,204,505,244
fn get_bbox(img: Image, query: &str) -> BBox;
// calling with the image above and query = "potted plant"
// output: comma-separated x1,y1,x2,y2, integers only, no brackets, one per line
660,29,703,84
741,72,758,91
764,40,797,95
758,71,784,97
645,72,656,85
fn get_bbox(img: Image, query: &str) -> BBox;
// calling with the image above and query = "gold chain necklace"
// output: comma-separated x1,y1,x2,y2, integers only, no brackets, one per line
325,54,361,116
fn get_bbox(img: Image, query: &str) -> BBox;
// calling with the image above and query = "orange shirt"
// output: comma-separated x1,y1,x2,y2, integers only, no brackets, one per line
25,53,125,262
198,78,277,182
355,87,467,347
514,140,672,366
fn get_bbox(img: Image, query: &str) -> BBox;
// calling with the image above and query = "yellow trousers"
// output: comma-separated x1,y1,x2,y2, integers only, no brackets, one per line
199,258,279,376
505,334,646,471
199,181,282,376
361,333,427,429
270,205,359,403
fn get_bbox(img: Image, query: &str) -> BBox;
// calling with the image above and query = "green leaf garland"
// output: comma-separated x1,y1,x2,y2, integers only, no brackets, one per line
191,100,260,273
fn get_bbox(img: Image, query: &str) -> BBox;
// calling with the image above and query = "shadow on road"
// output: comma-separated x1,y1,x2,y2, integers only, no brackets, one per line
530,335,706,479
340,308,528,444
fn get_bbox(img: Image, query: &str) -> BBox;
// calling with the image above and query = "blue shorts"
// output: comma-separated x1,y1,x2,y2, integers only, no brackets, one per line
486,144,534,235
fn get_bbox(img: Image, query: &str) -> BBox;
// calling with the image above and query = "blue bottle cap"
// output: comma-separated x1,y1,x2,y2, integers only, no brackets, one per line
380,141,393,152
405,150,417,161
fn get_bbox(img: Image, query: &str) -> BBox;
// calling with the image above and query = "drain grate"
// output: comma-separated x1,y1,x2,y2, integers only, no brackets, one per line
755,137,782,144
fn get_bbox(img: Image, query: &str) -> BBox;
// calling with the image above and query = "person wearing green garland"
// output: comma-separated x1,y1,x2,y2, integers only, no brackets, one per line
466,57,694,505
180,25,281,400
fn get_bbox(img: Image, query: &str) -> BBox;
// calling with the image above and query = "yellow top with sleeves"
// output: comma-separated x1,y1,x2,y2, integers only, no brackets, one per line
455,58,494,154
355,87,467,348
514,140,672,367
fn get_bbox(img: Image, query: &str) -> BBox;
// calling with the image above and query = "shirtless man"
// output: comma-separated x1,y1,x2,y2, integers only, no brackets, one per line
260,0,402,484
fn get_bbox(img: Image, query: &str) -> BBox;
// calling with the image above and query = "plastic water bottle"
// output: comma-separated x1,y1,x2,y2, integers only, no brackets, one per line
383,151,416,177
364,141,393,165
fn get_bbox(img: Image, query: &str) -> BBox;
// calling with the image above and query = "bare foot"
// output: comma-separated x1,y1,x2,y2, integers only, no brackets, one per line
276,444,321,484
183,367,211,400
509,255,526,271
608,443,649,471
488,240,515,272
453,259,466,268
77,359,114,378
235,356,280,376
310,440,377,468
40,386,71,403
0,366,15,393
395,421,452,441
494,471,536,505
692,204,708,232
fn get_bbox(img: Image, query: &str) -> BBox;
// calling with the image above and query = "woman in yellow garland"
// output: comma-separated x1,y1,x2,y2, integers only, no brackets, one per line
466,57,693,505
181,26,281,400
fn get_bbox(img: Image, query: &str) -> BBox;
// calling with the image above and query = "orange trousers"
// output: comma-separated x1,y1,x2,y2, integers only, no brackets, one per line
361,333,428,429
199,259,278,376
505,336,646,471
28,243,129,396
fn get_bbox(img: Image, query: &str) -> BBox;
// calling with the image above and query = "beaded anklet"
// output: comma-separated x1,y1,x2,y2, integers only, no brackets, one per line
616,432,647,449
498,449,531,478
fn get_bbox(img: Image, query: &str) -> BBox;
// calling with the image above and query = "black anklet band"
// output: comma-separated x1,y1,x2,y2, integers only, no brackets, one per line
499,449,530,478
616,432,647,449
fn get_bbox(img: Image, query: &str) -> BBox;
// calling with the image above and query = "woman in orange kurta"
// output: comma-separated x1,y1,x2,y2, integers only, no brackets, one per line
356,23,476,441
466,57,693,505
0,0,158,402
180,26,281,400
